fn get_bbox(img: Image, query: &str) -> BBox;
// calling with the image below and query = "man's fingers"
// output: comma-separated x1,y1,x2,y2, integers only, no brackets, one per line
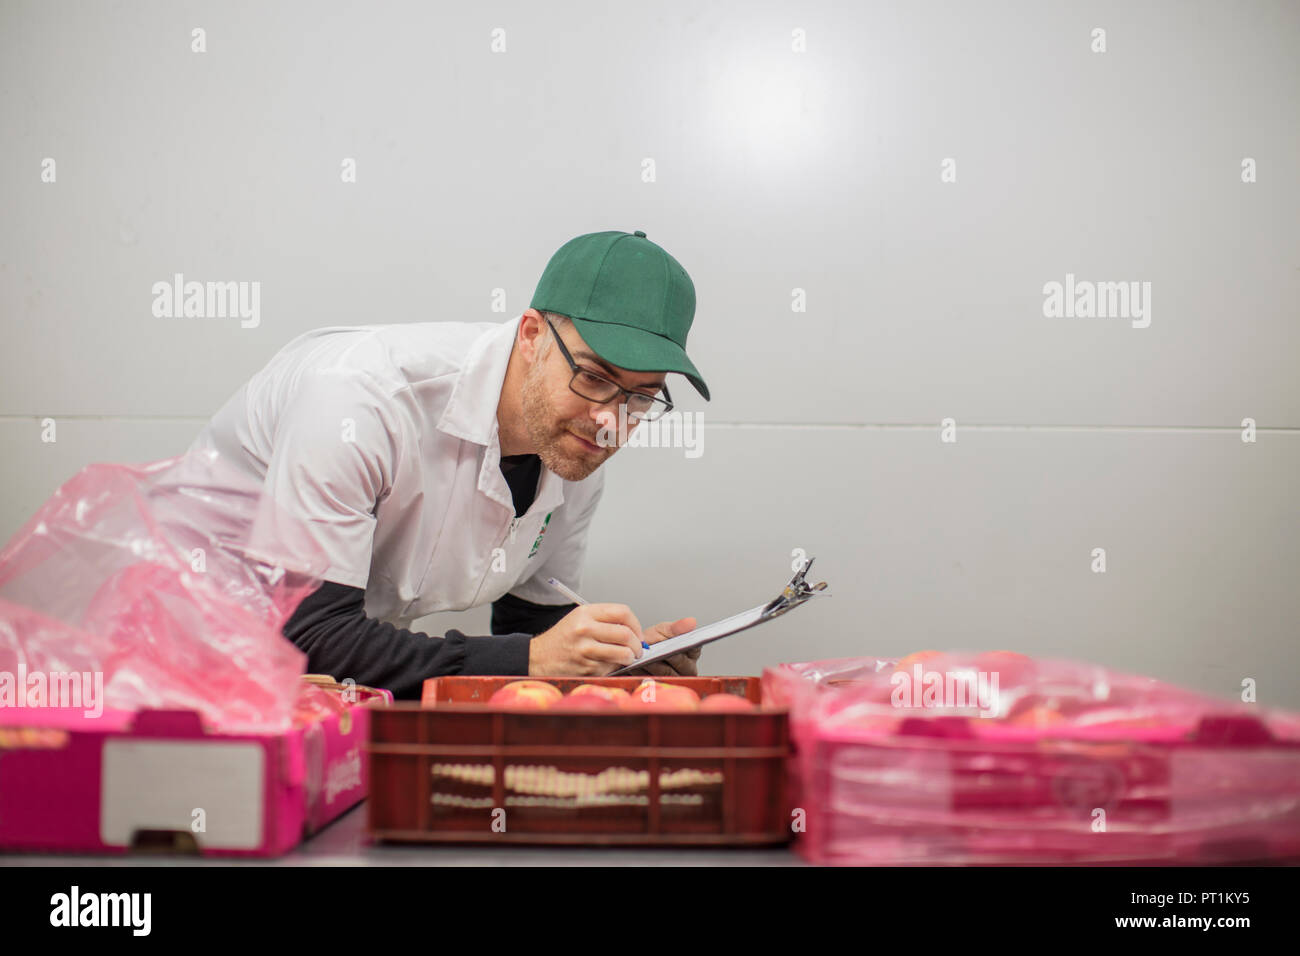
643,617,696,646
626,649,699,677
578,615,643,659
580,624,643,664
585,603,643,641
643,626,672,647
667,653,699,676
635,661,675,677
581,638,638,666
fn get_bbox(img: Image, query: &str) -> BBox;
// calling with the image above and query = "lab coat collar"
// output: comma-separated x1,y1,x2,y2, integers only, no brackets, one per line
437,315,566,515
437,316,520,446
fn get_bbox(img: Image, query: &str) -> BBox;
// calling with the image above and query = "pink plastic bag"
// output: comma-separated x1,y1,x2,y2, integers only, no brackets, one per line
0,447,328,732
764,652,1300,864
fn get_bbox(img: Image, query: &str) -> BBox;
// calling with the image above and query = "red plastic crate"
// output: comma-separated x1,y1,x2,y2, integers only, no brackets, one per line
366,676,792,846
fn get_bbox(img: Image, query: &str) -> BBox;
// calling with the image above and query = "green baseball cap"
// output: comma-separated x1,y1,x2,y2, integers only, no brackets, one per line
529,230,710,401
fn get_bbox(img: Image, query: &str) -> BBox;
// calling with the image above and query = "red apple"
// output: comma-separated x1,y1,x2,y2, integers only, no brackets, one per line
619,679,699,712
488,680,564,710
567,684,631,705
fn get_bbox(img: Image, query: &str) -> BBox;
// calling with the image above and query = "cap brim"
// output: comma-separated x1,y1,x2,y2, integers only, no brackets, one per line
568,317,710,402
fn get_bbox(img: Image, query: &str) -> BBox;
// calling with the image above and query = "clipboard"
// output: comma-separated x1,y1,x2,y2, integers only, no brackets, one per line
608,558,829,675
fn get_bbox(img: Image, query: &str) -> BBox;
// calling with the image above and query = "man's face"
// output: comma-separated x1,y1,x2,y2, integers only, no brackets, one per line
520,320,663,482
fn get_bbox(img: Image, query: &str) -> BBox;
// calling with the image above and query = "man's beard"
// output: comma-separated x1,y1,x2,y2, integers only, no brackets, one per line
519,359,614,481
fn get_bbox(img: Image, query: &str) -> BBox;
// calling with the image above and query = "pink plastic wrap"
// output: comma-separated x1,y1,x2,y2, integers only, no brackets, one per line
763,652,1300,865
0,447,329,732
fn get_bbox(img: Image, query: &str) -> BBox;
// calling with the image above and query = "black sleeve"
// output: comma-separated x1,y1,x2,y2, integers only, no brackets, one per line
283,581,534,700
491,591,577,637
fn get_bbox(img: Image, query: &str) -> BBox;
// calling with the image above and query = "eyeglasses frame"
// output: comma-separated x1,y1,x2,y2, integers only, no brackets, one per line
542,315,674,422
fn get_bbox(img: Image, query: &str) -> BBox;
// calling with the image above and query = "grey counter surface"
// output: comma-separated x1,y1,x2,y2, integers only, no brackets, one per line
0,802,807,866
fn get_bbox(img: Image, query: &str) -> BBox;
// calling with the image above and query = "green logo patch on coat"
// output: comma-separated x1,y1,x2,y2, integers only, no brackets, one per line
527,512,553,559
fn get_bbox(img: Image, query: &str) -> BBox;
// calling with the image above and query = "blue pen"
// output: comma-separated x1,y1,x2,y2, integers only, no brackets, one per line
546,577,650,650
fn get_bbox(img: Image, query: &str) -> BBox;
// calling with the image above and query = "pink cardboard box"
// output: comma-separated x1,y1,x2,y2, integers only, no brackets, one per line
0,683,392,857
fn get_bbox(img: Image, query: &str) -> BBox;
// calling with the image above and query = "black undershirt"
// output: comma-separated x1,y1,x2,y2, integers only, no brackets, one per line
281,452,577,700
497,452,542,510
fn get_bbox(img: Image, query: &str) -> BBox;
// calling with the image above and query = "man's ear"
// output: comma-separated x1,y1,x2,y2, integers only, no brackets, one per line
519,309,546,360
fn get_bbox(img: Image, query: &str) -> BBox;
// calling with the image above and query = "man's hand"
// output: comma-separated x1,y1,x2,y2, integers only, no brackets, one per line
624,617,701,677
528,603,646,676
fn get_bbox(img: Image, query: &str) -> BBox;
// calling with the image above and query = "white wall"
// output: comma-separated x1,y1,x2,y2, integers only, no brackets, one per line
2,1,1296,705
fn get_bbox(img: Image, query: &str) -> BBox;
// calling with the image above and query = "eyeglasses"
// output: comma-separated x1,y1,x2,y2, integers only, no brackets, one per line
544,316,674,422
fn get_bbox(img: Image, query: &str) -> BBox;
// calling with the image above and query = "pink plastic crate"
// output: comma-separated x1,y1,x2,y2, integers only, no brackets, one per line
764,657,1300,865
0,683,390,857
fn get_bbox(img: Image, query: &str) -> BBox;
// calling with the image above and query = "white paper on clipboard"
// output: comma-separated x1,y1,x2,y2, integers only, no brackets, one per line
608,558,828,675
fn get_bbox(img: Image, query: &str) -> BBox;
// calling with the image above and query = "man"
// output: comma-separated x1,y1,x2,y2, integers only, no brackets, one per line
187,230,710,699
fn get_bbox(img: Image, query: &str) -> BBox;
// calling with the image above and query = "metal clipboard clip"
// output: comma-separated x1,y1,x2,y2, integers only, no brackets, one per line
761,557,829,619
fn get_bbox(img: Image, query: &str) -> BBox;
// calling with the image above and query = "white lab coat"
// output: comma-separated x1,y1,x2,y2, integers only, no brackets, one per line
187,315,604,630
